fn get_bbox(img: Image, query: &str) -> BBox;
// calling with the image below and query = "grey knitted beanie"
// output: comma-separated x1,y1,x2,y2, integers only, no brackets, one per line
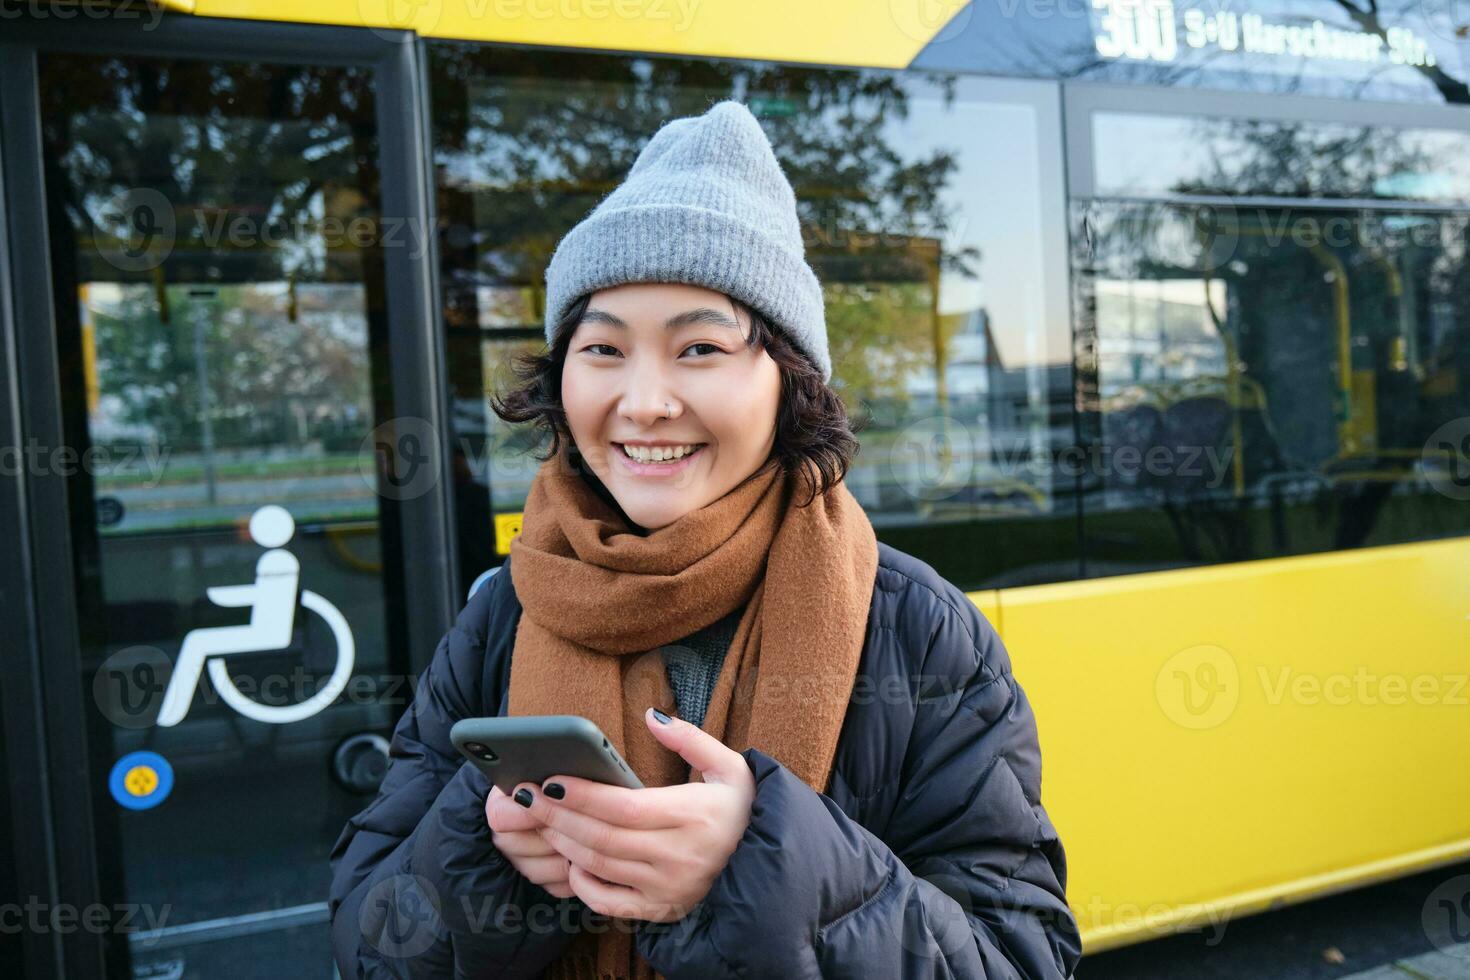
542,100,831,381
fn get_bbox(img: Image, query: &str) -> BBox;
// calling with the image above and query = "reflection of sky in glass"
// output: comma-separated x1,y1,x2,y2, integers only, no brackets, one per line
1093,111,1470,204
881,94,1056,369
882,91,1070,371
64,112,356,281
928,0,1467,104
441,79,1064,371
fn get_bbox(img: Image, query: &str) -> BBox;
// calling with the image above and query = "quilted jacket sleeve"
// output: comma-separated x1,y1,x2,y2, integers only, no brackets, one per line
635,574,1081,979
328,563,581,979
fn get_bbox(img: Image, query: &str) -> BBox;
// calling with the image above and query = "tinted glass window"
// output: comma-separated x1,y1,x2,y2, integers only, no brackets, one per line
1074,193,1470,574
1093,112,1470,204
429,47,1077,591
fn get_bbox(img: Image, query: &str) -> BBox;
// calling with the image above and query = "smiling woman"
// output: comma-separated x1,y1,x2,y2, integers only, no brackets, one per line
492,282,859,529
329,100,1079,980
557,284,785,531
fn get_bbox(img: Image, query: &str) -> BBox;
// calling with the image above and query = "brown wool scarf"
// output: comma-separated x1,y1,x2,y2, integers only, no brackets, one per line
506,446,879,980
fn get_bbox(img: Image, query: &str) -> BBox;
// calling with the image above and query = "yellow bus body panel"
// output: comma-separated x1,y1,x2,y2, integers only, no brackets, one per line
183,0,953,69
988,537,1470,951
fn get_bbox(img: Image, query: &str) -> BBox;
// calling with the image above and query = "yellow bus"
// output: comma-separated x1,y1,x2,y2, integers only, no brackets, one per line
3,1,1469,976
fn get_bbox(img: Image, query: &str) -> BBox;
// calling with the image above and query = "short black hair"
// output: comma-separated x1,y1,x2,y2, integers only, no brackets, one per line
489,292,860,506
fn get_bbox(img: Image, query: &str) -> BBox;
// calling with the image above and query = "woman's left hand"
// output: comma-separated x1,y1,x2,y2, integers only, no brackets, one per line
512,707,756,923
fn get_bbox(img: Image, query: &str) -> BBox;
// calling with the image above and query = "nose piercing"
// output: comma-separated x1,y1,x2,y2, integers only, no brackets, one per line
663,401,673,419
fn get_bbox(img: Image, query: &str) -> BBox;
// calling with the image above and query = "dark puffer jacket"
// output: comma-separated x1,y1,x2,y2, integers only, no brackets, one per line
329,543,1081,978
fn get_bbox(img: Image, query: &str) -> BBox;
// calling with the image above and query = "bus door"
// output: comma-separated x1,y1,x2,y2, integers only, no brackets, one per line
1,18,453,980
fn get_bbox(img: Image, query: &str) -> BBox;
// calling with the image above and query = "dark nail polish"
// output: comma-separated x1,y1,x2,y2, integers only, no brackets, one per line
652,708,672,725
544,782,565,800
514,788,533,808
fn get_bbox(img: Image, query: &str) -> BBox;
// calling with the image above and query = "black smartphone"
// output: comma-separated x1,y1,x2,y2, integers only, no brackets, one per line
450,715,644,795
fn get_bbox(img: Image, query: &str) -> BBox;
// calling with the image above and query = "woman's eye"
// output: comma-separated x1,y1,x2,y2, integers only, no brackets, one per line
584,344,620,356
683,343,722,357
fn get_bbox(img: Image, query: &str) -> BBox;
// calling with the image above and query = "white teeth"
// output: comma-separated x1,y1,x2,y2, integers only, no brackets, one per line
621,443,701,463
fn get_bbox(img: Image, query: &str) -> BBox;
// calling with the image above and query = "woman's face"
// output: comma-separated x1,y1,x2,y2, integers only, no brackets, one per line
560,282,783,531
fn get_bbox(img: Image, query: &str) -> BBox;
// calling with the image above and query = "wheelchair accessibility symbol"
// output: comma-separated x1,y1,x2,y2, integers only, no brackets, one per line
156,505,356,727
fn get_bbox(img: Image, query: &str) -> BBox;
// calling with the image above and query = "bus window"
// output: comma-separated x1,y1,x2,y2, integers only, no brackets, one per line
1074,110,1470,575
430,47,1075,592
1093,112,1470,204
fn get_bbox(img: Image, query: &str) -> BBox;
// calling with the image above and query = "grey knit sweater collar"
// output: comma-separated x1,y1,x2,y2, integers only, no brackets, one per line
659,605,744,729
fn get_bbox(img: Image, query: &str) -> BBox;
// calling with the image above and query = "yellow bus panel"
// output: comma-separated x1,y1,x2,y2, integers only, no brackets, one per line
182,0,959,69
990,537,1470,951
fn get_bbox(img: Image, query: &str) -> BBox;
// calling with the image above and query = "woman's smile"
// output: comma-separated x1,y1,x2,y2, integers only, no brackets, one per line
612,440,709,476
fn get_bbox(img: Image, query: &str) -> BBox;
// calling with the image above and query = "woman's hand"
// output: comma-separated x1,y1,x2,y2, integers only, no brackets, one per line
511,708,757,923
485,785,575,899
